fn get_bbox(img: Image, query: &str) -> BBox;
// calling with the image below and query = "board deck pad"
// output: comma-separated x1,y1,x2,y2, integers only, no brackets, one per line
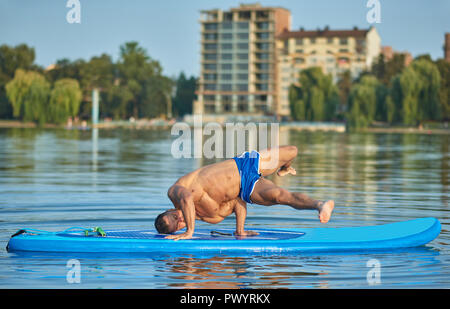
57,229,305,241
6,217,441,254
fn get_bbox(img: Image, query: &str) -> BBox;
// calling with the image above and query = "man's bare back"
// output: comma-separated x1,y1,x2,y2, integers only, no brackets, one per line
169,159,242,224
155,146,335,240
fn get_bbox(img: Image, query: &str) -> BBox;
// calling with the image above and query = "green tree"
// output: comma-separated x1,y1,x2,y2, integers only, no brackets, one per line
347,75,380,129
435,59,450,120
115,42,172,118
0,44,38,118
336,70,352,117
5,69,50,125
388,68,420,125
172,72,196,117
371,53,406,86
48,78,82,124
410,58,441,122
289,67,339,121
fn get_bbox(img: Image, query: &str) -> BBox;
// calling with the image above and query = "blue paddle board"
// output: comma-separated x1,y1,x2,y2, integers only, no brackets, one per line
6,217,440,254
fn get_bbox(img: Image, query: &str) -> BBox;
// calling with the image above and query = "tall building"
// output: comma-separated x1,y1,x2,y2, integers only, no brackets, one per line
445,33,450,62
193,3,291,116
275,26,381,117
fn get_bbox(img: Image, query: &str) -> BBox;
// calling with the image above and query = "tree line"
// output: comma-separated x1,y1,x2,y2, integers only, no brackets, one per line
0,42,196,125
289,53,450,129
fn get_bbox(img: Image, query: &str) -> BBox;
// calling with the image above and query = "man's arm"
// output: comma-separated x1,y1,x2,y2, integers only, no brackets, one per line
234,199,259,237
166,185,196,240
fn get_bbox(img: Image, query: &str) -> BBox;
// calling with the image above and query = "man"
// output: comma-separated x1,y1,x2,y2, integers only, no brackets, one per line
155,145,334,240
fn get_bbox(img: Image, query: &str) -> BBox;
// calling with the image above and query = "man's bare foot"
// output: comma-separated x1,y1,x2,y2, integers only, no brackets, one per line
318,200,334,223
277,166,297,177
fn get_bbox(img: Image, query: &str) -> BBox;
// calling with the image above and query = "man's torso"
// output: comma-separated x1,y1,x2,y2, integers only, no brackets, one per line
171,159,242,223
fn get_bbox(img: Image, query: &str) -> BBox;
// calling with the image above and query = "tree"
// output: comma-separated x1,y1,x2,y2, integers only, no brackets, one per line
371,53,406,86
347,75,380,129
388,67,420,125
116,42,172,118
289,67,339,121
5,69,50,125
0,44,37,118
410,58,441,123
48,78,82,124
172,72,196,117
435,59,450,121
336,70,352,116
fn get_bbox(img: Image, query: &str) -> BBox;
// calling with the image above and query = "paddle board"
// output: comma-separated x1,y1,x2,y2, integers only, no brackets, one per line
6,217,441,254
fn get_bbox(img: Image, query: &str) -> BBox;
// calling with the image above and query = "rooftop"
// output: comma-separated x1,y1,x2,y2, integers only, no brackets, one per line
277,26,373,40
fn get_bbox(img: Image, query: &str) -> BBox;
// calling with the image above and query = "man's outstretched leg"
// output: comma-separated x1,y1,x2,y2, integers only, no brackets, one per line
250,178,334,223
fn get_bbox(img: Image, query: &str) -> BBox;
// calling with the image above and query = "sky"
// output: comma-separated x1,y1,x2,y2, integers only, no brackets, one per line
1,0,449,78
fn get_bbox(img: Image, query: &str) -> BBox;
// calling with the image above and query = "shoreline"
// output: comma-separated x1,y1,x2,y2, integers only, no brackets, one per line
0,119,449,135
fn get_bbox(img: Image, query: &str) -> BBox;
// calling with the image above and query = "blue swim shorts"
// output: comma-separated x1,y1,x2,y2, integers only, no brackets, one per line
233,150,261,204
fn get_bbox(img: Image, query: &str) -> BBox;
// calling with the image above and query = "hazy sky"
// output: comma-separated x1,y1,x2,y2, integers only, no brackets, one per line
1,0,449,78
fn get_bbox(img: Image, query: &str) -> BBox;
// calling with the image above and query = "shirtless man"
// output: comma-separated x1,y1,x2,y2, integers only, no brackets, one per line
154,145,334,240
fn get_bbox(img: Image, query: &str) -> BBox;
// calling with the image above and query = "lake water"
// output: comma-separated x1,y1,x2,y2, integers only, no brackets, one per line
0,127,449,289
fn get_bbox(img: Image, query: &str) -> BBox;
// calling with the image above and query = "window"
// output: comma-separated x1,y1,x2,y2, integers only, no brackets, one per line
256,83,268,91
204,84,216,90
327,37,334,44
222,22,233,30
204,33,217,40
221,63,232,70
236,84,248,91
237,53,248,60
237,73,248,80
236,63,248,70
340,38,348,45
257,74,269,80
237,33,249,40
204,44,217,50
256,22,269,30
204,74,217,80
256,53,269,60
221,84,232,91
221,43,233,50
295,39,303,45
204,23,218,30
204,64,217,71
256,43,270,50
221,33,232,40
237,43,248,50
237,22,249,29
310,38,316,44
204,54,217,60
221,74,232,80
221,53,233,60
257,32,270,40
256,63,269,70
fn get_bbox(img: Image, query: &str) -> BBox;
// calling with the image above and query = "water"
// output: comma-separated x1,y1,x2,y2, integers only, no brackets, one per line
0,127,449,289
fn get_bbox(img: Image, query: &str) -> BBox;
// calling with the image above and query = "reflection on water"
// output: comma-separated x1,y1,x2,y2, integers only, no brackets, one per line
0,128,449,288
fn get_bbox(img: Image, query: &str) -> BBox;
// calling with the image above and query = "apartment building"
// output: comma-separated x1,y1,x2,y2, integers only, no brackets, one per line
193,3,291,116
275,26,381,117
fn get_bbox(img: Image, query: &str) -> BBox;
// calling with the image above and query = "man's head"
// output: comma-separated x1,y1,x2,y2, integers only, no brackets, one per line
154,209,186,234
